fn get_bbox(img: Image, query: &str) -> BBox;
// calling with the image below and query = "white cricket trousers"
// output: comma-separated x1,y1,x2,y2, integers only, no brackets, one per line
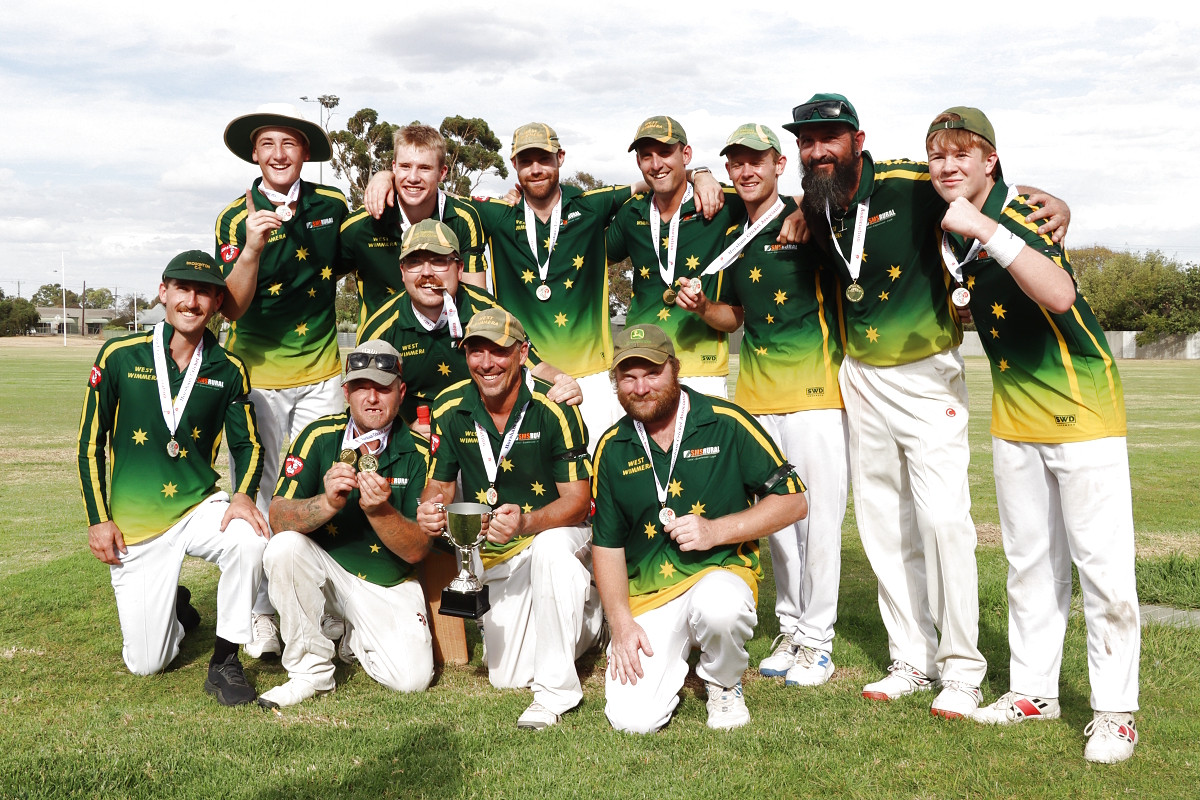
263,531,433,693
680,375,729,400
230,376,343,615
605,569,756,734
481,526,603,714
992,435,1140,711
758,408,849,651
576,370,622,454
109,492,266,675
839,350,986,685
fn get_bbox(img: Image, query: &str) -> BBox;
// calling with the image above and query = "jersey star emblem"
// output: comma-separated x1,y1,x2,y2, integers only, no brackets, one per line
967,275,976,290
765,313,774,324
563,278,574,290
320,266,332,280
161,482,178,498
178,447,188,459
661,236,670,249
998,358,1010,372
295,246,309,261
657,307,671,321
132,428,148,445
386,286,396,295
990,327,1000,339
888,265,902,281
191,427,202,441
773,289,788,306
369,544,380,553
991,302,1007,319
572,254,584,270
437,362,451,376
268,283,283,296
295,323,308,337
685,255,700,272
644,522,657,539
475,489,490,504
521,269,535,284
639,266,650,279
325,523,338,536
531,481,546,496
522,503,534,514
358,573,366,580
749,267,762,283
878,291,889,301
500,457,514,472
689,501,705,516
668,479,683,498
554,312,568,327
866,326,880,342
756,346,768,356
307,287,317,298
659,560,676,579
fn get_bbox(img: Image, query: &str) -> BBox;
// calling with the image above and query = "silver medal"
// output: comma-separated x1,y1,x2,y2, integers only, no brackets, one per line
535,284,552,302
952,287,971,308
658,507,676,526
485,486,499,506
166,438,180,458
687,277,701,294
276,204,293,222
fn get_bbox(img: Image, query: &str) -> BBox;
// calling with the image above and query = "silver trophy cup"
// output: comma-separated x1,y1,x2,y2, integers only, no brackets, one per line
435,502,492,619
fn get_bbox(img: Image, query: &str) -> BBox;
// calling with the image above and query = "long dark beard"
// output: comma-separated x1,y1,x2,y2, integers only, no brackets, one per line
799,154,860,251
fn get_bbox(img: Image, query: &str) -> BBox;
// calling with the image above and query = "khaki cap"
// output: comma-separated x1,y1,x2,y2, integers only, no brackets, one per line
511,122,561,157
612,324,675,367
628,115,687,152
460,307,527,348
344,339,402,387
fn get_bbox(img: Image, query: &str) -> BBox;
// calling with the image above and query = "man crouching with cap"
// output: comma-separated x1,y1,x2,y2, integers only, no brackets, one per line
77,251,270,705
416,308,601,730
590,324,808,733
258,340,434,708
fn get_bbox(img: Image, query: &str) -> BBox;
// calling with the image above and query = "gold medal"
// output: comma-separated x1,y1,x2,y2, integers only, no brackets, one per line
338,448,357,466
662,288,677,304
358,453,379,473
845,282,865,303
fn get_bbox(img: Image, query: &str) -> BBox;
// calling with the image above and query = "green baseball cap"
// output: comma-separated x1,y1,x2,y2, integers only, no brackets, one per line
612,324,675,367
720,122,782,156
162,250,226,288
460,307,528,348
927,106,997,149
223,102,332,164
399,218,461,261
782,93,860,136
511,122,561,157
628,115,687,152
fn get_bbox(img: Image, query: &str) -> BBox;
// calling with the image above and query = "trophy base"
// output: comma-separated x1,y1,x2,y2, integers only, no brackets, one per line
439,585,491,620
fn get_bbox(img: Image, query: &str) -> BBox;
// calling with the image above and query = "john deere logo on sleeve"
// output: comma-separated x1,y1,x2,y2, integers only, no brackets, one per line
1054,414,1077,426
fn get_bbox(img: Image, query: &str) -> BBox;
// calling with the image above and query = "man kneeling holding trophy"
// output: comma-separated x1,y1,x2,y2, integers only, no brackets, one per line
417,308,602,730
258,340,435,708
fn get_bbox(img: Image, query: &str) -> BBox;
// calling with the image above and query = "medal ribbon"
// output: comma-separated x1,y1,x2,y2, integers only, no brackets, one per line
151,321,204,446
258,179,300,213
399,190,447,233
700,196,786,276
341,418,391,455
824,197,870,283
523,194,562,285
939,184,1020,284
474,379,532,490
649,183,694,287
411,290,463,340
633,390,690,508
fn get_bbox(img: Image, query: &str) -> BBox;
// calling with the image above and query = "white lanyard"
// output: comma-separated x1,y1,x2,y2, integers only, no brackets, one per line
824,197,870,283
939,184,1020,284
341,418,391,455
700,197,785,276
258,179,300,221
152,321,204,456
649,183,694,286
523,194,562,283
633,390,690,508
411,290,463,340
399,190,447,233
474,401,530,490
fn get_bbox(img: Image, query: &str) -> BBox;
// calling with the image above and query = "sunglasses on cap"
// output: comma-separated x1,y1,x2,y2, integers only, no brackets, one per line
346,352,401,374
792,100,852,123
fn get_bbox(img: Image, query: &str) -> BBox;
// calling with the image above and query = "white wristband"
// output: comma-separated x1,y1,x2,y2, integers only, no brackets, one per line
984,225,1024,269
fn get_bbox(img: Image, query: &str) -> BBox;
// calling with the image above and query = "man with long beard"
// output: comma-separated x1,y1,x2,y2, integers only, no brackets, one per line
591,324,807,733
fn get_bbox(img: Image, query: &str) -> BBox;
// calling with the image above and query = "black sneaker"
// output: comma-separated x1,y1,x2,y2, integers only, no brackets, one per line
176,586,201,632
204,653,257,706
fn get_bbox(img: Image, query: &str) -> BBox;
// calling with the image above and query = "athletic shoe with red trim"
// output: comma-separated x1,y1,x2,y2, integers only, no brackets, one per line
1084,712,1138,764
862,660,933,700
931,680,982,719
971,691,1061,725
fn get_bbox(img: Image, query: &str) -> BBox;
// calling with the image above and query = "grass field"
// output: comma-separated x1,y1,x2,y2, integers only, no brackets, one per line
2,337,1199,799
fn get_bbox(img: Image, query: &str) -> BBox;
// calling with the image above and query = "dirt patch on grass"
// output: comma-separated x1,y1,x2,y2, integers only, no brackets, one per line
1137,532,1200,558
975,522,1003,548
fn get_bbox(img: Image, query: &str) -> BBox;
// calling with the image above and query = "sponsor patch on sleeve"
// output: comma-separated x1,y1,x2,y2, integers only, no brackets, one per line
220,244,240,263
430,434,440,454
283,455,304,477
89,365,102,388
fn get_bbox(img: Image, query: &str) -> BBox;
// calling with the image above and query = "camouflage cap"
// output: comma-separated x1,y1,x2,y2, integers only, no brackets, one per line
628,115,687,152
460,307,528,349
720,122,782,156
399,218,461,261
611,323,675,367
511,122,562,157
162,250,226,288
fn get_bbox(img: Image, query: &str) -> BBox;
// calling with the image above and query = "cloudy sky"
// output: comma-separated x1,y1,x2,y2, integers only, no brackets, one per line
2,1,1197,303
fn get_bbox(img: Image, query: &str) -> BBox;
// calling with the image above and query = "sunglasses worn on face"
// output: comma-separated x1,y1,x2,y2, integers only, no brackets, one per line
401,255,459,272
346,352,401,374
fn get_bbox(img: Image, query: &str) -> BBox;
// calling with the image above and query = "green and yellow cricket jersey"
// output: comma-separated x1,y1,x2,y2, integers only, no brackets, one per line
338,196,488,329
606,188,746,377
355,283,543,423
77,326,263,545
725,196,846,415
951,182,1125,443
818,154,961,366
273,413,428,586
214,178,349,389
468,184,632,377
591,388,804,616
429,375,591,569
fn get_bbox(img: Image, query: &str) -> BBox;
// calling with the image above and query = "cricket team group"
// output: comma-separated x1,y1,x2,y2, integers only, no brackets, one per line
75,92,1142,764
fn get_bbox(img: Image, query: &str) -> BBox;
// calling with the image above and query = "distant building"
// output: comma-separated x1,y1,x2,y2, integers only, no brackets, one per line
36,307,121,336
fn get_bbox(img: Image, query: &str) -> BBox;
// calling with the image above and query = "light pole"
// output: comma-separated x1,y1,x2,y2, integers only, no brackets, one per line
300,94,339,183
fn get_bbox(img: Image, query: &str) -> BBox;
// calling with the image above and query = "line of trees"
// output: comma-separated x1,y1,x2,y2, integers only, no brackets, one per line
1072,247,1200,345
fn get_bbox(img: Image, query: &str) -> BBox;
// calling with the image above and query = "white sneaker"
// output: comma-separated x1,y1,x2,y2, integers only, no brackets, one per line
256,678,331,709
516,701,560,730
971,691,1061,725
320,614,346,642
784,646,834,687
862,660,934,701
758,633,801,677
705,681,750,730
931,680,982,719
244,613,281,659
1084,712,1138,764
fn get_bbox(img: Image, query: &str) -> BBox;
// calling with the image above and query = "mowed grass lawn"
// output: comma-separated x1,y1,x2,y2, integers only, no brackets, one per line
1,337,1198,800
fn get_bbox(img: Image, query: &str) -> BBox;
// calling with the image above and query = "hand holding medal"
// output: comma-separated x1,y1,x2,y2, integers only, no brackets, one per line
242,189,284,254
